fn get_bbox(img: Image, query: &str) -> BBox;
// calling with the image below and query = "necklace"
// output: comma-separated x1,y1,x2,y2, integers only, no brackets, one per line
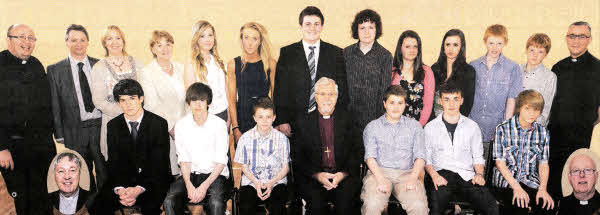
109,57,126,72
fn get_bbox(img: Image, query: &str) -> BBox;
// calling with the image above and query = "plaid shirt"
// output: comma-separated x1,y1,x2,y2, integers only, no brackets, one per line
492,115,550,189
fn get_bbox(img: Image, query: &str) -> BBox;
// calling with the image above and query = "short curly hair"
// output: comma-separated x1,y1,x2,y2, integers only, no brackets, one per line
351,9,382,40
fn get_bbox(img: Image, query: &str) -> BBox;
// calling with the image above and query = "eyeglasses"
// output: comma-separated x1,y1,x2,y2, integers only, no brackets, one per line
8,35,37,42
569,168,596,176
566,34,591,40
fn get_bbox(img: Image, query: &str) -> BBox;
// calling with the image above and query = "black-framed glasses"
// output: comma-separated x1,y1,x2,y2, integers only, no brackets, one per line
569,168,596,176
566,34,591,40
7,35,37,42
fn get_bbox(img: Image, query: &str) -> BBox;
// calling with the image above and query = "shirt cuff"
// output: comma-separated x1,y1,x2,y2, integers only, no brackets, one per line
136,185,146,193
113,186,125,194
55,138,64,142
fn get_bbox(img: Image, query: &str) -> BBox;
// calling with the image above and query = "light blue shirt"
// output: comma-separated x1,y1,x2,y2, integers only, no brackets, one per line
469,54,522,141
363,114,426,170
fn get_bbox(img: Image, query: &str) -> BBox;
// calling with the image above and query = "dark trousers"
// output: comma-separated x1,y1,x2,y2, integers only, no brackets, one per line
301,176,361,215
239,184,287,215
1,139,56,215
495,183,556,215
426,170,498,215
64,120,106,197
163,173,227,215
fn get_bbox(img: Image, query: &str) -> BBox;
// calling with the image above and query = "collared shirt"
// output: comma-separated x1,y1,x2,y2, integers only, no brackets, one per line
191,55,228,115
520,63,556,126
234,127,290,188
302,39,321,70
469,54,522,141
493,115,550,189
343,41,393,130
425,114,485,181
69,54,102,121
363,114,426,170
124,110,144,132
175,113,229,177
59,189,79,215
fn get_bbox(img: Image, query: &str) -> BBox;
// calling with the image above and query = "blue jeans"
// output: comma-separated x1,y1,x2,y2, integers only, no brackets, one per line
163,173,227,215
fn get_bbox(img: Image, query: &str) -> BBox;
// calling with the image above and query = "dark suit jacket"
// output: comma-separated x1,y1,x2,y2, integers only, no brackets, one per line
47,57,99,149
104,110,170,214
49,188,90,214
273,40,348,127
294,108,363,188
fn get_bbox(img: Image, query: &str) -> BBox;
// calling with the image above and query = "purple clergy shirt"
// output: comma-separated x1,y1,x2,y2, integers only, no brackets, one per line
319,115,336,171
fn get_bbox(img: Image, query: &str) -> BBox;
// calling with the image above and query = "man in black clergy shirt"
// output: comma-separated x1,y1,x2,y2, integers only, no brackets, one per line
548,21,600,197
0,24,57,214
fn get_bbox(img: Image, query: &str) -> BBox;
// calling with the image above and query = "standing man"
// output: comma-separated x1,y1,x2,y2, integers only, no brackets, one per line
549,21,600,196
0,24,57,214
47,24,106,194
273,5,348,138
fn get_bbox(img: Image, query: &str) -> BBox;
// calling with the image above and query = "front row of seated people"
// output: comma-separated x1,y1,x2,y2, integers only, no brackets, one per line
43,77,600,214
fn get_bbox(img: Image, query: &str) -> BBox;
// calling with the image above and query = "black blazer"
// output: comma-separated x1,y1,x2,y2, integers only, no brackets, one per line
49,188,90,213
294,108,363,184
47,57,99,145
104,110,170,214
273,40,348,127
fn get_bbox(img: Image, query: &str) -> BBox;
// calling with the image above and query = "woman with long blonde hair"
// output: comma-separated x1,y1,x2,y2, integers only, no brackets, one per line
226,22,276,142
183,20,229,121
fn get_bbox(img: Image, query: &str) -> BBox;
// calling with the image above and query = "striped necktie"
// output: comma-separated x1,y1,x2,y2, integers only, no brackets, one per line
308,46,316,112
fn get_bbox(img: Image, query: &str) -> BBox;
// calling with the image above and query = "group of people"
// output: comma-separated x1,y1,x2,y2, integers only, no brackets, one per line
0,5,599,215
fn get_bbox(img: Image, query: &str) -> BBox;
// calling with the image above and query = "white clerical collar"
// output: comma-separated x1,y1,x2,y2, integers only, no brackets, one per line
580,200,588,205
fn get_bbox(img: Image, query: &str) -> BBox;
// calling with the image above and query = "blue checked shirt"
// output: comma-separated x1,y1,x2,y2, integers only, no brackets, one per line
492,115,550,189
363,114,426,170
469,54,522,142
234,127,290,188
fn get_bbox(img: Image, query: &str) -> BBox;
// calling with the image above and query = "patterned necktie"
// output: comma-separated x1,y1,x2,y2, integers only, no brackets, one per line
308,46,316,112
129,121,139,142
78,62,95,112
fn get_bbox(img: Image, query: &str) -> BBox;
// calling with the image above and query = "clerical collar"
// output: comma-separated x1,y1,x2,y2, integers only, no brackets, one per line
21,60,26,64
571,51,589,63
580,200,588,205
322,115,331,119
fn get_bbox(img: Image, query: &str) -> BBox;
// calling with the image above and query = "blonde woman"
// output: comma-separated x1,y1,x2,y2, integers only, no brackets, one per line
226,22,276,142
139,30,185,177
184,20,229,122
91,25,144,159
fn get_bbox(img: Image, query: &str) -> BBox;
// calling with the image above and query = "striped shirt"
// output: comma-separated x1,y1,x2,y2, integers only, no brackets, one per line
234,127,290,188
492,115,550,189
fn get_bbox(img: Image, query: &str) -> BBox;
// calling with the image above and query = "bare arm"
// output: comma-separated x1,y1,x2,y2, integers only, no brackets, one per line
366,158,385,181
411,158,425,179
201,164,225,187
496,160,521,189
425,165,440,178
180,162,194,189
538,163,550,191
269,59,277,98
226,60,239,128
505,98,516,120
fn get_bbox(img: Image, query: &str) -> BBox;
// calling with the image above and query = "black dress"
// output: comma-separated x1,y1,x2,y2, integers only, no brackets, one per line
234,57,270,133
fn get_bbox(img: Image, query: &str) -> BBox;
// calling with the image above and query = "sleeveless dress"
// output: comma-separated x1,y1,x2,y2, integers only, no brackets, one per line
234,57,270,133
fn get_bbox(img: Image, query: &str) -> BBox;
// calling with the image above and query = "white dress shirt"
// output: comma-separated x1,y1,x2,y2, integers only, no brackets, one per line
302,39,321,70
59,189,79,215
68,54,102,121
191,55,228,115
424,113,485,181
124,111,144,132
175,113,229,177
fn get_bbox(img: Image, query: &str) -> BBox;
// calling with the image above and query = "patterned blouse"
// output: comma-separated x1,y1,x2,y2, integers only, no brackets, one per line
234,127,290,188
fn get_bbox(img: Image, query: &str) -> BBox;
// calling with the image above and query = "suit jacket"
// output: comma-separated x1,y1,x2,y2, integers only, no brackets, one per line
104,110,170,214
47,57,100,148
49,188,90,215
294,108,363,186
273,40,348,127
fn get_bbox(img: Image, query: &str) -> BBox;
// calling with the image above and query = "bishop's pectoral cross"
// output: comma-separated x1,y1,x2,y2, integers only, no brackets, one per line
324,147,332,159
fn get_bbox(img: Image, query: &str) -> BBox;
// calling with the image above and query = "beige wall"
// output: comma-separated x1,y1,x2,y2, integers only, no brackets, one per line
1,0,598,69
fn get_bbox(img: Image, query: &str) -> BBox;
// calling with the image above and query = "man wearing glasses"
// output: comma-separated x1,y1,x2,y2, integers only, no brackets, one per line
0,24,56,214
559,149,600,214
548,21,600,197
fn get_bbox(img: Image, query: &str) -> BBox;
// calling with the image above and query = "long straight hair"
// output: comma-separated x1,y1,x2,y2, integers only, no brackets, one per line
435,29,467,86
191,20,225,83
239,22,273,80
393,30,425,82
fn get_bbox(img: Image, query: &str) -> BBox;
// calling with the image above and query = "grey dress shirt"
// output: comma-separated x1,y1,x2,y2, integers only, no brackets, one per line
363,114,426,170
520,63,556,126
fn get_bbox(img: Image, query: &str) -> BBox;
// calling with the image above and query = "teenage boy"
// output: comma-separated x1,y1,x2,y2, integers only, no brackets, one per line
424,83,498,215
493,90,555,214
361,85,428,215
163,82,229,215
